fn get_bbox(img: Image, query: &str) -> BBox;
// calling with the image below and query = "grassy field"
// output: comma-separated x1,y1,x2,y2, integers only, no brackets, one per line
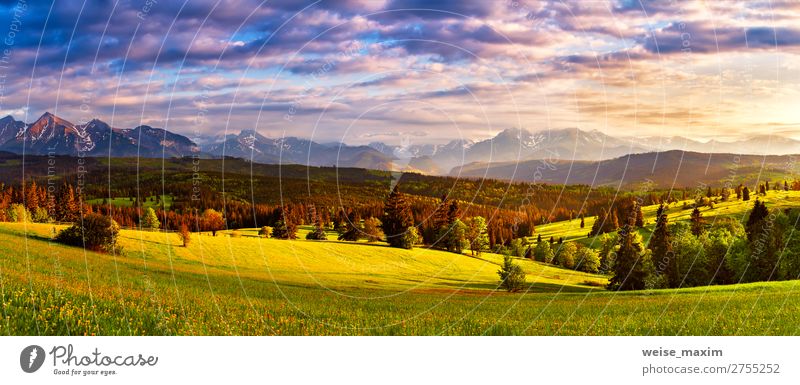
1,218,799,335
534,189,800,246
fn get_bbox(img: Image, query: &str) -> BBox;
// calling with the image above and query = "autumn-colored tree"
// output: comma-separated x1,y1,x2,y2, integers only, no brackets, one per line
201,209,225,236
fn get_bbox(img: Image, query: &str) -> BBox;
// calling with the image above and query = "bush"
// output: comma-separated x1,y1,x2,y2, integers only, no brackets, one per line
56,213,120,253
498,255,526,292
258,226,271,238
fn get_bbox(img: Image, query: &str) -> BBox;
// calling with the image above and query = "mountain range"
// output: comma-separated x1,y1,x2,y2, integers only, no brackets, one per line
3,113,800,177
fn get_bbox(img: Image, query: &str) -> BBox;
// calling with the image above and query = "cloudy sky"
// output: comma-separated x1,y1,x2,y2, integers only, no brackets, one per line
1,0,799,145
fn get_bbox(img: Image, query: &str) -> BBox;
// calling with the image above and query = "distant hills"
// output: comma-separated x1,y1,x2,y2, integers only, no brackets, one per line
2,112,800,179
451,150,798,187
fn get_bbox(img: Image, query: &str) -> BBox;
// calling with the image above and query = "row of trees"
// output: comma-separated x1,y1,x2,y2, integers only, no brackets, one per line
607,199,800,290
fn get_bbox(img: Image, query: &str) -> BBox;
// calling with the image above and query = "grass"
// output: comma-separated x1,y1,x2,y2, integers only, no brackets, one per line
534,189,800,246
1,219,799,335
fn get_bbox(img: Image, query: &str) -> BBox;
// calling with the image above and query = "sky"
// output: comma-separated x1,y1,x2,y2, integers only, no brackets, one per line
0,0,799,145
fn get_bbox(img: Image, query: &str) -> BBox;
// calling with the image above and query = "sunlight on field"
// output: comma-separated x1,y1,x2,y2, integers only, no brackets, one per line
1,202,799,336
534,190,800,245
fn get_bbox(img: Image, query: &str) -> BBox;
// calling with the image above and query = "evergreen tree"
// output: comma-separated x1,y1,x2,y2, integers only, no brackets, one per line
338,210,362,241
579,214,585,228
57,182,79,222
649,204,676,287
784,181,789,191
609,224,650,291
306,215,328,240
706,186,713,198
634,202,644,227
141,207,160,230
25,180,40,211
497,255,526,292
381,186,415,248
742,186,750,201
690,207,704,236
745,199,770,242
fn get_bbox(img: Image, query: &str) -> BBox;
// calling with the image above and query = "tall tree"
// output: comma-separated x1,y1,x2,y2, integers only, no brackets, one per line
609,224,650,291
141,207,160,230
381,186,415,248
465,216,489,256
338,209,362,241
649,204,676,287
745,199,769,242
690,207,704,237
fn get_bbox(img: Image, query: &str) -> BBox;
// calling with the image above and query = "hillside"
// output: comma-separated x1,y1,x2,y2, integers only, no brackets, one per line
451,150,799,187
1,222,799,335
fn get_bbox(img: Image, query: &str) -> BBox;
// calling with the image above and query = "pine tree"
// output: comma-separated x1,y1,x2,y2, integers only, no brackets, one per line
745,199,769,242
649,204,676,287
634,202,644,227
706,186,713,198
690,207,704,236
57,182,79,222
579,214,585,228
338,209,361,241
25,180,40,211
381,186,415,248
742,186,750,201
784,181,789,191
141,207,160,230
609,223,650,291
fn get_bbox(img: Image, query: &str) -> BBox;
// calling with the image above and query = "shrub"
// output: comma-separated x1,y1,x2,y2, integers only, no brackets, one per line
498,255,526,292
56,213,120,253
258,226,271,238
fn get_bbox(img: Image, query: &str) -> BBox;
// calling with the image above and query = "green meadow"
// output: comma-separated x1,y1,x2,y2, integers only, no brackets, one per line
1,200,799,335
